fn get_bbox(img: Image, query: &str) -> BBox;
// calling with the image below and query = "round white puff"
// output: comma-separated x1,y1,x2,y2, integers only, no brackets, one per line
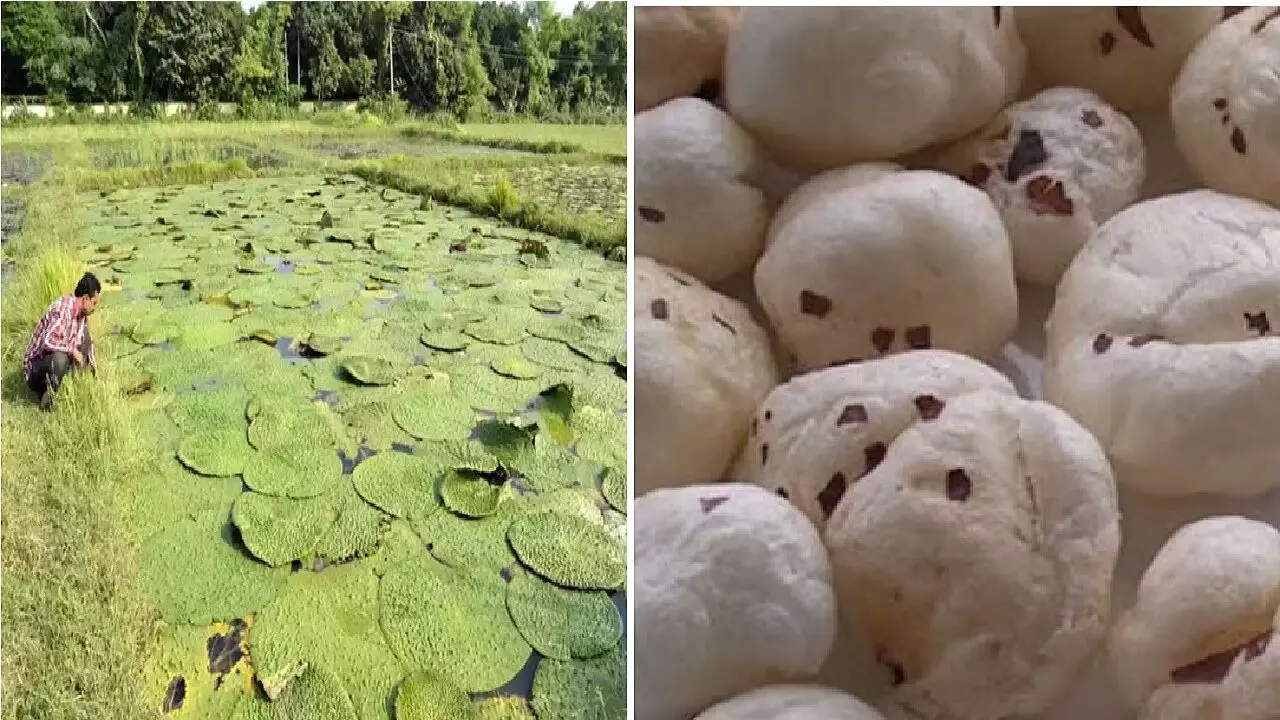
636,484,838,720
1172,7,1280,209
763,162,903,251
935,87,1147,286
1017,7,1223,112
723,7,1025,172
733,350,1017,532
1108,517,1280,717
1043,191,1280,497
824,390,1120,720
635,256,779,496
695,685,887,720
755,168,1018,371
635,98,772,284
635,7,740,111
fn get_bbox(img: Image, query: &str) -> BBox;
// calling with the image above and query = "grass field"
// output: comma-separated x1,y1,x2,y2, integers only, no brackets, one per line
457,124,627,157
0,119,628,720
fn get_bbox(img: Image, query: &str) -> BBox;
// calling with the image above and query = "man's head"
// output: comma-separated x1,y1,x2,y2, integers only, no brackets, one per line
74,273,101,317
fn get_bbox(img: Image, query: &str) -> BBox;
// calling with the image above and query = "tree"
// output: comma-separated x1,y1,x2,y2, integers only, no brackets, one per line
230,2,293,105
0,0,626,120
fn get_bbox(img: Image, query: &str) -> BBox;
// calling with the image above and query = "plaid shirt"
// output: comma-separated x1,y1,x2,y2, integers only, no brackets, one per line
22,295,97,381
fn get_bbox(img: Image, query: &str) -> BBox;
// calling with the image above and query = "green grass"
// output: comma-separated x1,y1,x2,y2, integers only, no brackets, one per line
352,156,626,255
459,124,626,157
0,116,628,720
1,183,160,720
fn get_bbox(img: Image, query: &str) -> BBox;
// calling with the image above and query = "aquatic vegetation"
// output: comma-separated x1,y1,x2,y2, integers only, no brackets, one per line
45,174,626,718
379,555,532,693
531,646,627,720
508,511,627,591
232,492,339,567
505,572,623,661
392,672,473,720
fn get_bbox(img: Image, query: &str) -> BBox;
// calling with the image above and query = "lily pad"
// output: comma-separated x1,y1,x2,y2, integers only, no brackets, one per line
247,404,340,453
351,452,441,520
305,333,343,355
531,647,627,720
242,443,343,498
424,308,486,332
379,555,532,693
394,672,474,720
601,467,626,514
420,330,470,352
342,356,400,386
506,573,623,661
249,562,404,717
178,430,251,477
344,400,415,452
312,477,387,564
275,665,358,720
521,337,586,372
274,291,315,310
140,623,251,719
173,322,241,352
421,438,501,474
237,258,273,274
392,393,475,441
528,295,564,313
508,511,626,590
474,698,535,720
131,315,175,345
410,499,519,576
439,470,503,518
491,354,542,380
139,513,289,625
463,314,528,346
231,491,338,567
124,459,243,542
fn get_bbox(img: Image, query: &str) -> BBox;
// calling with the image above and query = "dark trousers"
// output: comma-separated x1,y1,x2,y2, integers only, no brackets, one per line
27,331,92,396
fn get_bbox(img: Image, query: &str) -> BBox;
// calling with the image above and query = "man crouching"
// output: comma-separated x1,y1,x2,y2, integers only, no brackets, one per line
23,272,101,411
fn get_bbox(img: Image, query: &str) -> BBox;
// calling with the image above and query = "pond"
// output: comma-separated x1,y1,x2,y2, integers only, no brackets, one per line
83,173,627,717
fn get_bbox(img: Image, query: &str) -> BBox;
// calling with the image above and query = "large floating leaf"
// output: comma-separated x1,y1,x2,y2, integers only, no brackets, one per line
379,556,531,693
392,393,475,441
508,511,626,591
140,513,288,625
231,491,338,567
351,452,440,520
531,646,627,720
506,572,623,661
249,562,403,717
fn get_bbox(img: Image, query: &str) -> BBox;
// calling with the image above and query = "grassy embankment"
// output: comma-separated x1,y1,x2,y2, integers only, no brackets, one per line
0,117,626,720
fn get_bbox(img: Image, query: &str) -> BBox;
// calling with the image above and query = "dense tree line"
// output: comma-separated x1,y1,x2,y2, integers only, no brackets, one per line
0,1,626,119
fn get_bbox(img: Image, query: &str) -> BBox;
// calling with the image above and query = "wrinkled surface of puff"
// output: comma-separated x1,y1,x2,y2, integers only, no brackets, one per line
825,390,1121,720
634,257,778,496
635,98,772,284
755,168,1018,371
1017,6,1223,112
723,7,1025,171
635,6,739,111
1108,517,1280,719
733,351,1017,532
636,484,838,720
935,87,1147,286
1172,7,1280,209
1043,191,1280,497
695,684,887,720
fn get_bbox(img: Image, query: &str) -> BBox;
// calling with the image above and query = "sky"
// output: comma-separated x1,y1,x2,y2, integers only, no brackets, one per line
240,1,589,15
